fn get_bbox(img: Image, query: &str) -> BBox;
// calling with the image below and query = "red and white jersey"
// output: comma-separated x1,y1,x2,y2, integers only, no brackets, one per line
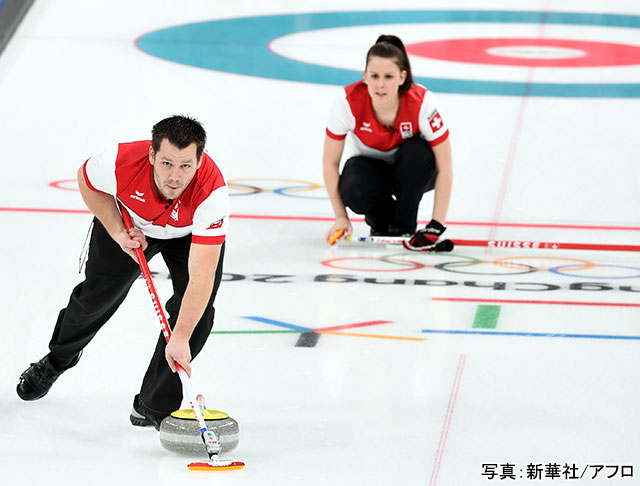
326,80,449,162
83,141,229,245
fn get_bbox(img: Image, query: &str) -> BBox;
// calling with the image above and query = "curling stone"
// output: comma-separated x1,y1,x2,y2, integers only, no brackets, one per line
159,396,239,456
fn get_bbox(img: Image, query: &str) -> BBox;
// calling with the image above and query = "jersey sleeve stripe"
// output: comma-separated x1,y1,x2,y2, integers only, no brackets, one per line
192,234,226,245
428,129,450,147
326,128,347,140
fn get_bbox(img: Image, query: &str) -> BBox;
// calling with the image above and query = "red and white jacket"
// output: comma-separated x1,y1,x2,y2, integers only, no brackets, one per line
326,80,449,162
83,140,229,245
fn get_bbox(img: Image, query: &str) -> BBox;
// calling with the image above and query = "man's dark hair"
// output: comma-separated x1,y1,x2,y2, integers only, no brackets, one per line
151,115,207,159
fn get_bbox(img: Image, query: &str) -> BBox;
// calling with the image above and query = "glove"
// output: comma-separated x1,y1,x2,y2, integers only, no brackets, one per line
408,220,446,248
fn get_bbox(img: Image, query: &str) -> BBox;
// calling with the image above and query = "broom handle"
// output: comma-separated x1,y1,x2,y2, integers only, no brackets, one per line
359,236,640,252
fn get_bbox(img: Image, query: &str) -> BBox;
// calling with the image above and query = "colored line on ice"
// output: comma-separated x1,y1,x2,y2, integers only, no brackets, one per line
212,328,425,342
211,330,301,334
421,329,640,340
320,331,425,342
242,316,309,332
432,297,640,307
430,353,467,486
240,316,425,344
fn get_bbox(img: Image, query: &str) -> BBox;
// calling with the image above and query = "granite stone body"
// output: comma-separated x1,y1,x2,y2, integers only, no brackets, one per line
159,410,239,456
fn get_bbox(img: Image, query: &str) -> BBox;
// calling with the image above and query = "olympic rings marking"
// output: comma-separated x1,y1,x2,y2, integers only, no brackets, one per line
273,185,328,200
50,177,328,200
435,260,538,276
549,264,640,279
228,178,327,199
321,256,424,272
381,252,538,275
380,252,481,268
494,256,596,271
227,182,263,196
324,253,640,279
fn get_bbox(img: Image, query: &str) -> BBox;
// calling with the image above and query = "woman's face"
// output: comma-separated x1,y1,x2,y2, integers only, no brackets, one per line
363,56,407,103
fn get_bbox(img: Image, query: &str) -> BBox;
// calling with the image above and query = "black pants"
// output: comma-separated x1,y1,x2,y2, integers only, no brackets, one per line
338,137,436,234
48,218,225,415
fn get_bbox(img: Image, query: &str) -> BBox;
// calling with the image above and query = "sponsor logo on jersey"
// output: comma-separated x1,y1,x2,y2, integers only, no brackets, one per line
359,121,373,133
399,122,413,139
207,217,224,230
130,190,146,202
428,111,443,132
170,200,181,221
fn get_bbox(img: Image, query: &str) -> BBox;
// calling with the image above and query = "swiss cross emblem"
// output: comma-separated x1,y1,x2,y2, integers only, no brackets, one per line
399,122,413,139
429,112,443,132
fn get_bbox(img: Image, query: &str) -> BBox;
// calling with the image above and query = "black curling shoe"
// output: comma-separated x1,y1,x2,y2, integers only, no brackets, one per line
129,394,166,431
17,352,81,401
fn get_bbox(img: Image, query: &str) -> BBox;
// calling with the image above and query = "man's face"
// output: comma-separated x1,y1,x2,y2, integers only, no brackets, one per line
149,139,201,200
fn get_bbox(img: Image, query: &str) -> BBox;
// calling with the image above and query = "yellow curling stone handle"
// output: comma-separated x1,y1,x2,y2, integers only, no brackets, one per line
171,409,229,420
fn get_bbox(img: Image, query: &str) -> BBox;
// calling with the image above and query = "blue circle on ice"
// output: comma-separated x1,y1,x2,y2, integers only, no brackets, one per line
136,10,640,98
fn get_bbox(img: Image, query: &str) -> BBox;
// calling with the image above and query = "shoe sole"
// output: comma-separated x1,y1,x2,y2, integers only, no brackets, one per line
130,408,155,427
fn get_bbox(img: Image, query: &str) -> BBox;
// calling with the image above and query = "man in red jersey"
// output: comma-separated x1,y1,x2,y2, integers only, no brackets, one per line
17,115,229,429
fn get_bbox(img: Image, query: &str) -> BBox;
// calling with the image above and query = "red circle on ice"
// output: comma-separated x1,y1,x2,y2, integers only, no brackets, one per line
405,38,640,67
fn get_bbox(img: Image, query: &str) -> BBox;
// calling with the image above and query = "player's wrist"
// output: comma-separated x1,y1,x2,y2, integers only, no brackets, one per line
426,219,446,232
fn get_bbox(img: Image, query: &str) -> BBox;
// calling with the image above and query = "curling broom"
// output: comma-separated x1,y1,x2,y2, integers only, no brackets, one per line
352,235,640,253
119,202,244,471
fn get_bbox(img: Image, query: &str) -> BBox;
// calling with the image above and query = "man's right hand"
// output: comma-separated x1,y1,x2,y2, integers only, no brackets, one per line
114,226,148,262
